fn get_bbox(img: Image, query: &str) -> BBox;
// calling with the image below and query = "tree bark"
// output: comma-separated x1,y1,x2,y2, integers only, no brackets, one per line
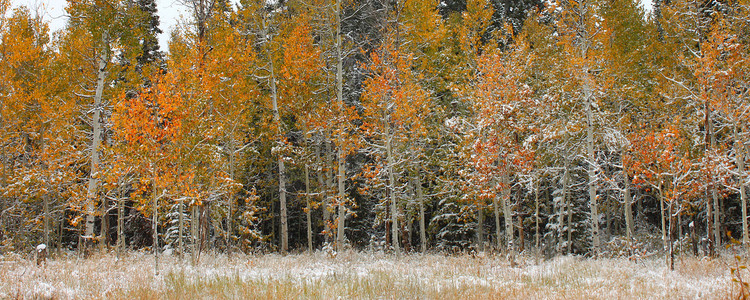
152,174,159,275
44,193,50,248
585,78,600,255
415,174,427,253
227,138,236,257
624,170,634,244
263,20,288,254
117,185,124,259
477,204,484,252
502,172,515,265
84,54,108,246
705,101,715,256
306,164,313,253
323,139,332,243
387,136,399,254
492,191,501,251
660,187,667,251
191,205,199,264
334,0,347,252
736,125,748,247
534,176,541,250
564,156,572,255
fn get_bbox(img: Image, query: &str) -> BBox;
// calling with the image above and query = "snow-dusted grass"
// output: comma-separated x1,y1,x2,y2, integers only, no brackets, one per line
0,250,738,299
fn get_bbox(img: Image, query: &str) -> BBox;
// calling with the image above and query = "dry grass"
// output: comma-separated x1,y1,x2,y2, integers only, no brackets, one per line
0,250,739,299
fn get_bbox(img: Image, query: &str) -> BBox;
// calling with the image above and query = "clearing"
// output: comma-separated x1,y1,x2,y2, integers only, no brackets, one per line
0,251,739,299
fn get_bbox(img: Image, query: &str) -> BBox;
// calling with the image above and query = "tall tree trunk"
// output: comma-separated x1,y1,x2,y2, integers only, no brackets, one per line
152,174,159,275
323,139,332,243
191,205,199,264
84,54,108,247
334,0,347,252
387,136,399,254
705,101,715,256
534,176,541,251
117,185,124,259
624,170,634,243
660,187,667,251
100,198,109,252
306,164,313,253
585,78,600,255
178,198,184,260
44,193,50,248
477,204,484,252
564,160,573,255
227,138,236,257
736,125,748,247
558,155,570,255
415,174,427,253
263,21,288,254
502,172,515,265
493,190,501,251
668,197,674,271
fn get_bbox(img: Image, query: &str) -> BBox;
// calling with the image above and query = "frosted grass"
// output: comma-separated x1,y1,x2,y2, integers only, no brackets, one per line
0,251,737,299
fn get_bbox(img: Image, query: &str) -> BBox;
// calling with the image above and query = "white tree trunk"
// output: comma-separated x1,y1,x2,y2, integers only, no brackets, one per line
117,185,124,259
152,174,159,275
660,187,667,251
84,54,108,243
263,23,288,254
191,205,199,264
534,176,540,250
415,174,427,253
227,138,236,257
493,191,501,251
306,164,313,253
44,194,50,248
585,79,600,255
334,0,346,252
502,172,515,265
735,125,747,246
387,136,399,254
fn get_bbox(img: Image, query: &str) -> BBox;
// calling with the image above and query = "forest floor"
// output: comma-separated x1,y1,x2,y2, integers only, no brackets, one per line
0,249,741,299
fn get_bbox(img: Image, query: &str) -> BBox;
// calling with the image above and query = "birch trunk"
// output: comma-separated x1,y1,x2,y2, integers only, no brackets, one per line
387,136,399,254
227,139,236,257
564,157,572,254
415,174,427,253
152,174,159,275
704,102,715,256
44,194,50,248
502,172,515,265
624,171,634,243
492,191,501,251
585,79,600,255
306,164,313,253
557,157,569,255
117,187,124,258
710,117,720,248
191,205,199,264
737,126,748,247
84,54,108,244
334,0,347,252
263,22,288,254
477,204,484,252
534,176,540,250
323,140,332,243
660,188,667,251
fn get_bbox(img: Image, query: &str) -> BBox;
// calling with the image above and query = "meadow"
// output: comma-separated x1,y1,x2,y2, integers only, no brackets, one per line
0,250,740,299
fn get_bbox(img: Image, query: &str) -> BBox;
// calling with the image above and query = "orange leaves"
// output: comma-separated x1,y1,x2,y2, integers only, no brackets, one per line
628,122,698,203
360,42,431,140
113,72,184,148
462,38,537,200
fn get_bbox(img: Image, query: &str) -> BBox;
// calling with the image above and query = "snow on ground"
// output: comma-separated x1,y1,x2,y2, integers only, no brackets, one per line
0,250,739,299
